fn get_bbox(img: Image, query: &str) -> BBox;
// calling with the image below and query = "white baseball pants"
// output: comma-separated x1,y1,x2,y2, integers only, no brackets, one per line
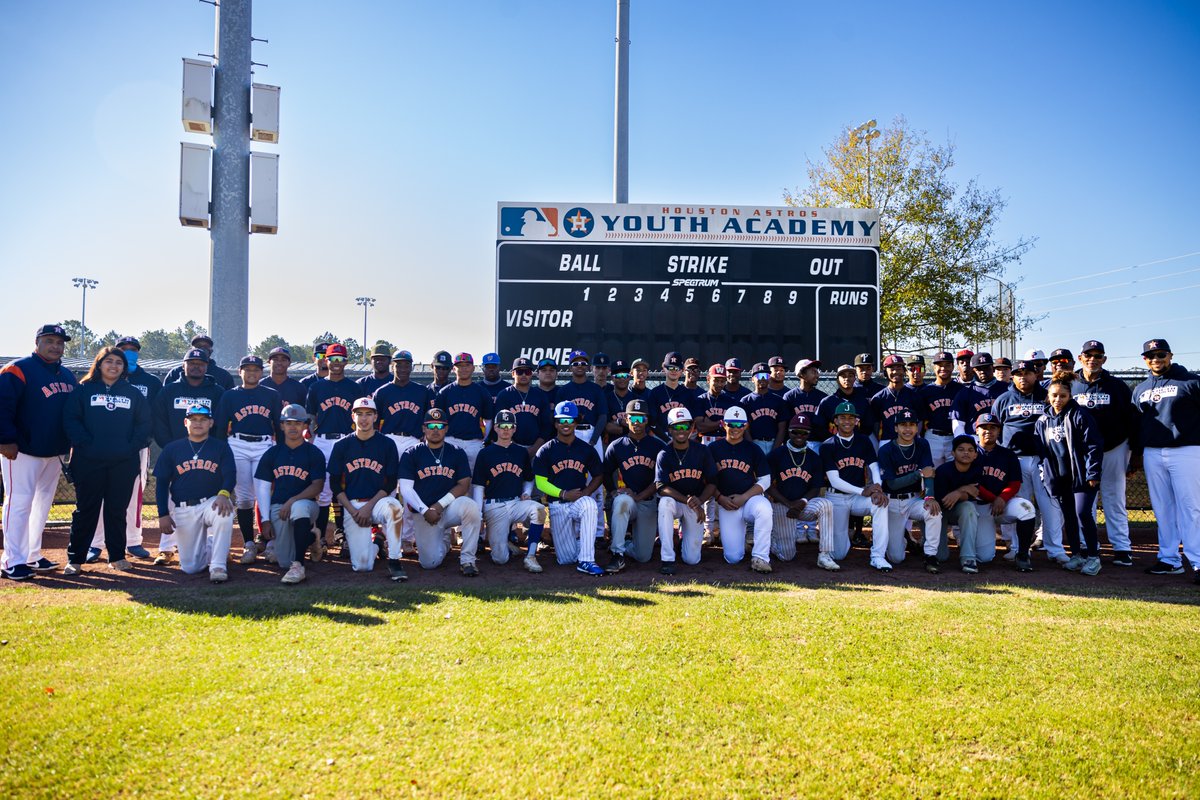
547,497,598,564
313,435,345,506
171,497,234,574
770,497,835,561
925,432,954,468
445,437,484,474
657,496,705,565
1145,445,1200,569
1,453,61,570
343,497,403,573
883,496,943,563
826,490,889,562
1093,441,1132,553
482,498,543,564
229,436,272,510
610,493,657,561
973,497,1036,564
717,495,772,564
411,496,482,569
386,434,421,547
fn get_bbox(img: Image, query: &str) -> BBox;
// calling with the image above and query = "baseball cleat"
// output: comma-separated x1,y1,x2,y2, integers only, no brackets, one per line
1110,552,1134,567
460,562,480,578
750,557,772,574
126,546,152,560
281,562,306,584
209,566,228,583
960,560,979,574
238,541,258,564
576,560,604,576
659,561,677,575
110,559,134,572
816,553,840,571
851,532,869,548
62,563,82,577
507,540,524,558
870,557,893,573
387,559,408,582
85,547,103,564
1081,556,1102,576
523,554,543,573
154,550,175,566
262,540,277,564
924,555,940,574
1145,560,1184,575
28,558,58,572
604,554,626,574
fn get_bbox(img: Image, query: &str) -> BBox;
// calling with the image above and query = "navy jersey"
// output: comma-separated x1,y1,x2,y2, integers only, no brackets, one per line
707,437,769,496
655,442,716,497
739,391,788,443
0,353,77,458
481,379,512,401
154,379,224,447
648,383,699,437
215,384,281,438
62,378,153,461
990,386,1048,456
472,442,532,500
356,374,391,395
877,437,933,494
605,387,637,420
603,434,666,494
127,368,163,405
694,390,738,438
951,380,1006,434
625,384,651,404
767,384,790,399
255,441,326,505
820,434,877,487
855,378,888,398
163,359,234,390
435,382,493,440
399,442,471,507
493,384,553,446
533,437,601,493
816,388,876,438
554,380,610,438
917,381,963,433
974,444,1022,503
1133,363,1200,449
263,375,308,407
305,377,364,436
869,385,927,440
372,381,429,437
328,432,399,500
154,435,236,515
722,383,751,402
934,460,982,508
1071,371,1136,451
767,444,823,502
298,371,325,390
781,386,829,442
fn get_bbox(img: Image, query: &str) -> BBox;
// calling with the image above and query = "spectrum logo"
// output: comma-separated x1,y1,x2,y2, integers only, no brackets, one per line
499,207,558,237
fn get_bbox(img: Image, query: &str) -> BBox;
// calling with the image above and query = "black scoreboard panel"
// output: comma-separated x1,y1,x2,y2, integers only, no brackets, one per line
496,241,879,368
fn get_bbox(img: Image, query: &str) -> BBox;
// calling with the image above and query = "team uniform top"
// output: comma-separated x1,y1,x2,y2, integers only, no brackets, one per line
816,388,877,438
215,384,281,438
62,377,153,461
739,391,788,444
694,390,738,438
372,381,430,438
355,374,391,395
554,380,610,442
533,437,601,493
328,433,400,500
154,378,224,447
0,352,78,457
655,442,716,497
399,441,471,508
480,378,512,401
426,380,453,402
820,433,878,487
126,368,163,405
164,359,234,390
974,444,1022,504
877,437,933,495
1133,363,1200,449
917,381,963,434
298,372,324,390
472,442,533,500
933,460,983,509
648,383,700,438
254,441,327,505
990,384,1048,457
707,437,769,496
305,377,365,436
1070,371,1137,451
722,383,751,402
435,382,493,441
153,436,237,516
767,444,824,502
263,375,308,407
781,386,829,442
950,380,1007,434
855,378,887,398
493,384,553,447
603,434,666,493
605,386,638,420
869,385,928,440
766,385,790,399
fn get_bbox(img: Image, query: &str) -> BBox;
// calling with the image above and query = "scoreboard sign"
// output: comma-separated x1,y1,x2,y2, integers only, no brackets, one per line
496,203,880,368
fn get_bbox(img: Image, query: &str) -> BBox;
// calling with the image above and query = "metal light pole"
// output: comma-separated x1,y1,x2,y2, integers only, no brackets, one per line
71,277,99,357
850,119,881,208
356,297,376,359
613,0,630,203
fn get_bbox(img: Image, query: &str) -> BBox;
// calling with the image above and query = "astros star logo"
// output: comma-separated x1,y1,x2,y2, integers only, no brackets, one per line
562,206,595,238
567,210,591,233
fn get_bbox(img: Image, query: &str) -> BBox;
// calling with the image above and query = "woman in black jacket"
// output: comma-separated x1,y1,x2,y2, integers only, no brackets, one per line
1035,370,1103,576
62,347,153,574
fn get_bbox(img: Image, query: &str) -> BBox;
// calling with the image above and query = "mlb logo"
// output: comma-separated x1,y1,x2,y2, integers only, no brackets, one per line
500,207,558,237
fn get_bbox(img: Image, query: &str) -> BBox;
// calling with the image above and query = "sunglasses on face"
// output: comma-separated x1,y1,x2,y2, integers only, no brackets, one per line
669,423,691,432
495,423,516,430
626,414,647,424
614,373,630,379
425,422,446,431
555,417,575,425
788,428,810,435
1145,351,1169,359
1080,353,1105,359
665,366,682,372
723,421,747,429
327,357,346,363
513,369,532,376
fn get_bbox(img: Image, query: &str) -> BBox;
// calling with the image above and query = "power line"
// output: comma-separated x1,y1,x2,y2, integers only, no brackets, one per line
1023,250,1200,291
1051,314,1200,338
1046,281,1200,313
1027,264,1200,304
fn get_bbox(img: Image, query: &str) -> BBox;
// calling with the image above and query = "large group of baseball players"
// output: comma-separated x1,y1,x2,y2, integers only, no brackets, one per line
2,323,1198,588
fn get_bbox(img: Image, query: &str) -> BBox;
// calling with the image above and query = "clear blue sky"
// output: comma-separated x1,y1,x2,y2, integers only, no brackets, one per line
1,0,1197,370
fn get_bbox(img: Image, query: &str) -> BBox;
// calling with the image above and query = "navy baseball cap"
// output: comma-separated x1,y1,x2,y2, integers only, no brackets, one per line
185,404,212,417
537,357,558,369
970,352,994,368
116,336,141,350
611,359,630,375
1012,360,1037,373
1080,340,1105,354
568,349,589,364
280,404,308,423
1142,339,1171,355
895,408,919,425
994,357,1012,368
952,434,977,450
554,400,579,420
511,356,533,370
854,353,874,366
314,342,331,356
433,350,453,367
35,324,71,341
184,348,208,362
625,399,650,415
495,409,517,426
906,355,925,366
424,408,447,424
239,355,264,369
393,349,413,362
724,357,742,371
593,352,610,367
932,351,954,364
788,413,814,430
1049,348,1073,362
482,352,500,366
975,413,1002,429
663,351,684,369
190,334,214,347
268,346,291,360
768,356,786,367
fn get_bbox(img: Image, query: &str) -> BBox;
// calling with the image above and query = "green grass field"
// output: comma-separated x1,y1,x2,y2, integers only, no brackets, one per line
2,579,1198,799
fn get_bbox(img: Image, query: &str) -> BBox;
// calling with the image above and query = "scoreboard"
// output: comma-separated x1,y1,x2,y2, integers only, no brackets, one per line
496,203,880,368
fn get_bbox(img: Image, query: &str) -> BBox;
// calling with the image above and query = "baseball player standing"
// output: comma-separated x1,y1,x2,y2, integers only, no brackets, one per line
428,350,454,395
304,343,364,547
950,353,1006,436
905,355,926,389
264,346,308,406
739,364,788,453
434,352,493,473
398,408,483,575
214,355,282,563
536,357,561,402
683,357,703,393
602,399,666,570
695,364,736,442
869,356,928,444
1132,339,1200,581
648,352,697,440
471,409,546,572
853,353,886,397
479,352,512,401
298,342,331,393
254,403,325,584
875,409,942,571
532,401,606,575
820,401,891,571
766,356,789,398
765,414,836,568
328,397,406,579
782,359,827,450
150,405,236,583
916,351,962,466
816,364,877,443
654,407,716,574
708,406,774,572
628,359,652,402
356,345,393,395
722,358,751,401
493,357,552,457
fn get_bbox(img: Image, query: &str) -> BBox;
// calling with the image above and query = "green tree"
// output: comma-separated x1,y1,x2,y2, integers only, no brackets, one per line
785,116,1038,353
137,329,174,359
97,330,121,349
253,334,291,359
59,320,96,357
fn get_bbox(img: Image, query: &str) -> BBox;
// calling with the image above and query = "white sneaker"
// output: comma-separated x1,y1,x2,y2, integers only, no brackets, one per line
263,540,277,564
869,557,893,572
750,557,772,574
817,553,841,571
63,563,82,576
523,554,543,573
209,566,228,583
238,541,258,564
281,562,306,584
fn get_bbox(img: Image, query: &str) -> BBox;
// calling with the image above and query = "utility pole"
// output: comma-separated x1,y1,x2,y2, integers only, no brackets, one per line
613,0,630,203
356,297,376,359
71,277,99,357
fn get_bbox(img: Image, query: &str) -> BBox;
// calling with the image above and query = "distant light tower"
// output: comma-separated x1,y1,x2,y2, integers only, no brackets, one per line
850,119,881,207
71,277,99,357
355,297,376,359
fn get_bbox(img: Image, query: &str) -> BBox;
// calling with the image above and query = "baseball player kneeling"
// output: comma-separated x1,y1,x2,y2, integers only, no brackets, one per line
472,409,546,572
654,407,716,575
328,398,406,579
152,405,237,583
532,401,606,576
974,413,1037,572
765,413,836,569
876,409,943,572
819,401,892,572
399,408,483,576
708,406,774,572
603,399,666,570
254,404,326,584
